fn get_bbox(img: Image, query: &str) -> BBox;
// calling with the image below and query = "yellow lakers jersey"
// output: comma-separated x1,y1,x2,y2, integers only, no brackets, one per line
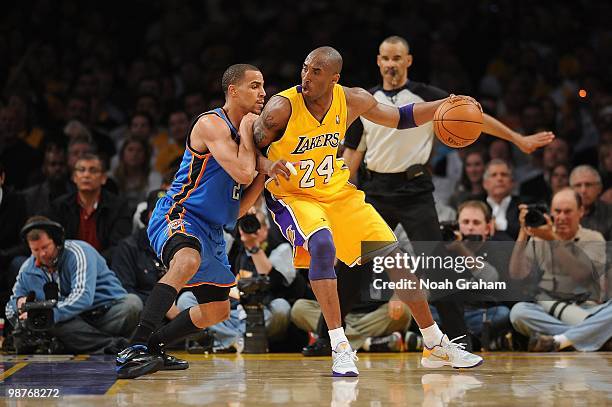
266,84,351,199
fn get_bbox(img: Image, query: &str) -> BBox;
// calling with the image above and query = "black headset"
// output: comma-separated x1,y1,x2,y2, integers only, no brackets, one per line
20,219,66,249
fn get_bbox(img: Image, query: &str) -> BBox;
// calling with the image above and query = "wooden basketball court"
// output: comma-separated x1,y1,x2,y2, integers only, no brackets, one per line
1,352,611,405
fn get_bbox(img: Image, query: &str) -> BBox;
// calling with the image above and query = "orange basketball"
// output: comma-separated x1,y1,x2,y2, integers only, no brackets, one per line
433,98,483,148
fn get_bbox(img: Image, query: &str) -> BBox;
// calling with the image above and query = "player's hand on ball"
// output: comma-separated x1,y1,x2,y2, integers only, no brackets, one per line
448,94,482,112
517,131,555,154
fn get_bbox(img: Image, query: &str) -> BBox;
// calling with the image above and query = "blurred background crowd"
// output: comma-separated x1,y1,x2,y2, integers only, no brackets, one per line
0,0,610,354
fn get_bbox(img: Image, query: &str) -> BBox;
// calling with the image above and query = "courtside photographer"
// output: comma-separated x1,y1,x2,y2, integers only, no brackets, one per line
509,188,612,351
4,216,142,354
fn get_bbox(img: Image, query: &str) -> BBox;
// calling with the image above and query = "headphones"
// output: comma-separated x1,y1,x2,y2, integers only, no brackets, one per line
20,219,66,249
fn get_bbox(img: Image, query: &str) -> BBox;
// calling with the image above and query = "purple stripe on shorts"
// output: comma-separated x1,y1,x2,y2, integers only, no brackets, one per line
264,190,306,247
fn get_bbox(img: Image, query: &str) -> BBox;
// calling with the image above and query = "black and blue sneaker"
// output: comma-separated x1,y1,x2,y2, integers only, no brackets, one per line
159,349,189,371
116,345,164,379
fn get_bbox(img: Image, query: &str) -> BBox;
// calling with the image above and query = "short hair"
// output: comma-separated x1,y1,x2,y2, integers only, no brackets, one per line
136,92,159,106
64,119,92,139
75,152,106,172
553,187,583,208
221,64,260,96
381,36,410,53
23,215,53,241
458,200,492,223
168,108,189,121
68,134,96,150
483,158,513,180
569,164,602,186
130,112,154,128
310,46,343,74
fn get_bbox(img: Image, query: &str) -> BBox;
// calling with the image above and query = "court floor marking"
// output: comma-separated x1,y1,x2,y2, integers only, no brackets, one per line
1,362,28,380
105,380,129,395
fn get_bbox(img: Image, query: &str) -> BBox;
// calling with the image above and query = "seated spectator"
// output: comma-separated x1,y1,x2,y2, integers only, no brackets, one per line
549,163,570,196
131,171,173,233
449,149,488,208
0,106,42,191
48,153,132,262
599,142,612,203
430,201,511,349
520,138,570,203
0,161,28,318
177,209,300,351
183,91,207,119
9,93,45,149
67,134,97,171
509,188,611,352
570,165,612,240
64,95,116,162
154,109,190,175
483,159,522,239
5,217,142,354
22,144,73,217
112,189,178,320
111,135,162,212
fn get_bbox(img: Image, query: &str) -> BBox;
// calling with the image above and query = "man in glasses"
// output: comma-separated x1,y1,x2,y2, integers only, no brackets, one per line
570,165,612,240
48,153,132,262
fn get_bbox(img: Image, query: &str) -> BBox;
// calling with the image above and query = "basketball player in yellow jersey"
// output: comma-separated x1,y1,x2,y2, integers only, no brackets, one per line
250,47,483,375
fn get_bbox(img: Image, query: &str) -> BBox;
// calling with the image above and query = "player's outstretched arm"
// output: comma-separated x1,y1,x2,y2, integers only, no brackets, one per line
191,114,256,185
482,114,555,154
345,86,448,128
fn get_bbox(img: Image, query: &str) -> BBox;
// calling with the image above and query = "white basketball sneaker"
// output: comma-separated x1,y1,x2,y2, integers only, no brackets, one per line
332,342,359,377
421,335,483,369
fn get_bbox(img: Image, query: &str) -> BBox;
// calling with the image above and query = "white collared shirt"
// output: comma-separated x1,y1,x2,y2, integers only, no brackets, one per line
0,187,3,207
487,195,512,231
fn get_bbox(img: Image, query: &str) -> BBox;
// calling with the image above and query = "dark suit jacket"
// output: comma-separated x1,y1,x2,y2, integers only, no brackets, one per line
0,189,28,269
48,189,133,262
519,174,551,205
484,195,523,240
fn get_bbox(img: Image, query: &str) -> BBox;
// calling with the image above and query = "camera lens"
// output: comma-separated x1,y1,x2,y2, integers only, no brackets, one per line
239,214,261,234
525,209,546,227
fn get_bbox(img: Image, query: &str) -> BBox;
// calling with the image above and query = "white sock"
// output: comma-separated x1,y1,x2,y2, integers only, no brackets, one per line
553,334,572,350
362,337,372,351
420,323,444,348
329,327,349,350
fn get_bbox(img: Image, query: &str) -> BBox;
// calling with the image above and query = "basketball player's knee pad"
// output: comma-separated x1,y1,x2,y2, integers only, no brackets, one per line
189,284,230,304
307,229,336,280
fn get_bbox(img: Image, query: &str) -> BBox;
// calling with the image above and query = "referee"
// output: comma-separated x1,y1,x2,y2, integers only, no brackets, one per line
304,36,554,355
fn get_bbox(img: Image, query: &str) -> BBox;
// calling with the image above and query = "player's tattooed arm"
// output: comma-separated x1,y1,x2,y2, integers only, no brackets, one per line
251,96,292,184
253,96,291,149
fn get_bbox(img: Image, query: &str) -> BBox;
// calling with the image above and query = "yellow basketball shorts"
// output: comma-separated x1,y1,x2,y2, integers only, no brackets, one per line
264,184,397,268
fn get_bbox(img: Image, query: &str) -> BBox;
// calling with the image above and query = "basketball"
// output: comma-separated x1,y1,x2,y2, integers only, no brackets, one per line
433,97,483,148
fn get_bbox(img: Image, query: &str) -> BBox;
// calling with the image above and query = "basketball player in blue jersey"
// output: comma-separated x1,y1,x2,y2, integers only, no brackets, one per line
116,64,292,379
248,47,483,376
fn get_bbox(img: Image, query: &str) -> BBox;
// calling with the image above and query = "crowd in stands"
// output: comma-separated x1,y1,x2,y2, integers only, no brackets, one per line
0,0,610,354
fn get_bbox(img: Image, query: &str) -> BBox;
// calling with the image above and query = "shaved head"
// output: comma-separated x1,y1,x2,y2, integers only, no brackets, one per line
308,46,343,74
381,35,410,53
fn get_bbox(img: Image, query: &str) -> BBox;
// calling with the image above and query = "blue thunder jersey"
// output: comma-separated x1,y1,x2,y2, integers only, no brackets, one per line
164,108,243,229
